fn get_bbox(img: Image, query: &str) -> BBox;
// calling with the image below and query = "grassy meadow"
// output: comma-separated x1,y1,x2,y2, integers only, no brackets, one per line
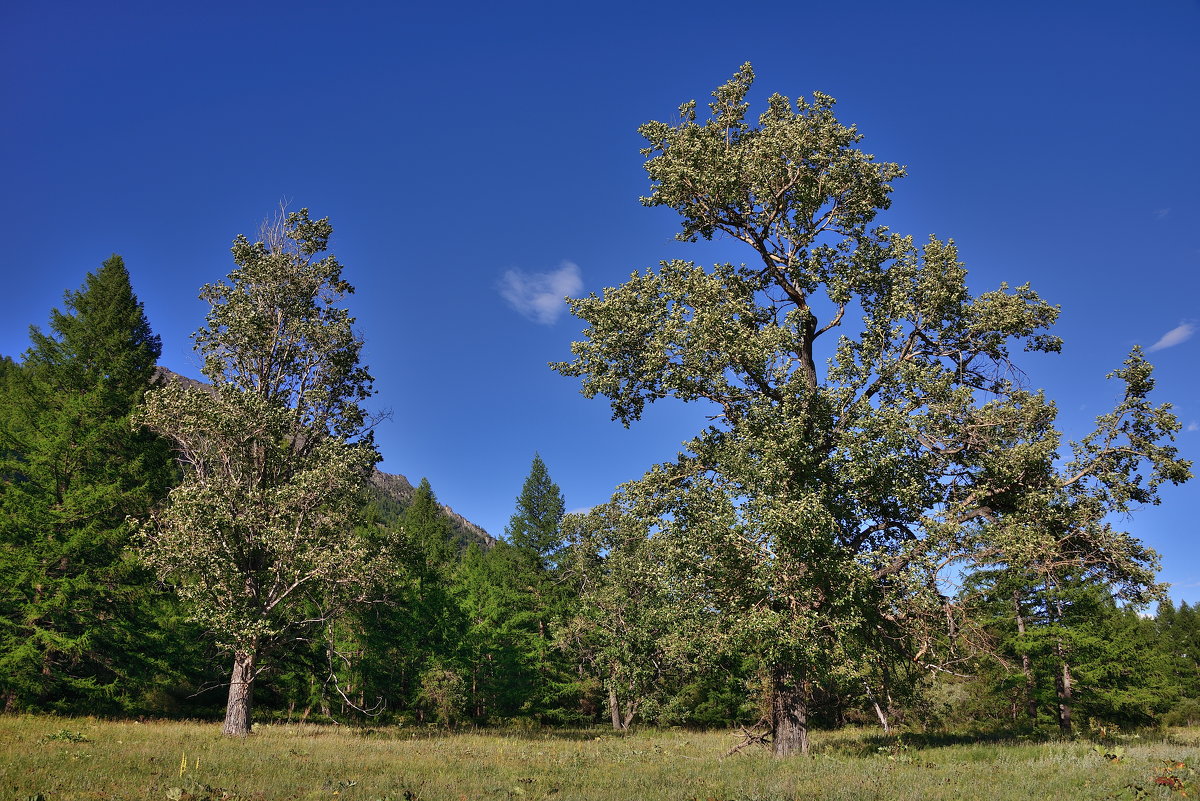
3,717,1198,801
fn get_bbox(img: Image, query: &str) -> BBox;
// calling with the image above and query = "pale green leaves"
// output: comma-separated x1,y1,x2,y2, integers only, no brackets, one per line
638,62,903,262
137,209,379,656
555,65,1190,736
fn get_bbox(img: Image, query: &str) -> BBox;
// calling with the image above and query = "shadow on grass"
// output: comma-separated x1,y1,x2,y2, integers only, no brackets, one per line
815,727,1071,758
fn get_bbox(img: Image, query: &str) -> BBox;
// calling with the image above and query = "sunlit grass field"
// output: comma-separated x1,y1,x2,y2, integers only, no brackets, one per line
3,716,1198,800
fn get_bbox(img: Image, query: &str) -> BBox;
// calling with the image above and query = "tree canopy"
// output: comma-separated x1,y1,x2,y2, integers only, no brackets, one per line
554,64,1191,756
137,208,380,735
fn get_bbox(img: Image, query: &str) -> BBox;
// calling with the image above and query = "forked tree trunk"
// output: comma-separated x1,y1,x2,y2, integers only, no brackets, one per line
865,682,890,734
607,684,638,730
770,672,810,758
622,699,638,730
222,649,257,736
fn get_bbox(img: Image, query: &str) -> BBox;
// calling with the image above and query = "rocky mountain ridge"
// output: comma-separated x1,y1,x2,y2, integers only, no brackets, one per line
367,470,496,548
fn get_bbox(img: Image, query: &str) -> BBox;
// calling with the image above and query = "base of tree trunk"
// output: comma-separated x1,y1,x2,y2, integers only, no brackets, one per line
770,676,810,757
609,686,623,731
222,650,256,736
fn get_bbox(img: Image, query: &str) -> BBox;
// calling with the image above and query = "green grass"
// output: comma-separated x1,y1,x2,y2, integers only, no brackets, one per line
3,717,1198,800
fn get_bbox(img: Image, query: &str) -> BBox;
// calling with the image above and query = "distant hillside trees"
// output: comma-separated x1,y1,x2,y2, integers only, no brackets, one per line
0,256,183,713
137,208,380,736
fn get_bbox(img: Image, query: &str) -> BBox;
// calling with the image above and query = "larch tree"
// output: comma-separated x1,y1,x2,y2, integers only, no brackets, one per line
137,208,380,736
554,65,1190,756
0,256,177,712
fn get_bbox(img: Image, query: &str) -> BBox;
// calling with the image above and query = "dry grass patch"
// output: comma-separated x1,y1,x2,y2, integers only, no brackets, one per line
2,717,1199,800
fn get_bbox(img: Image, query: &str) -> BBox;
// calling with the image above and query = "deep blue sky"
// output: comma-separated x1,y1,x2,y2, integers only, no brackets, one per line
3,1,1197,602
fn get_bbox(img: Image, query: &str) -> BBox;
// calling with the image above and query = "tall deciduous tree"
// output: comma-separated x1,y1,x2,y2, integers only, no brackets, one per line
554,65,1190,756
137,208,380,735
0,256,178,712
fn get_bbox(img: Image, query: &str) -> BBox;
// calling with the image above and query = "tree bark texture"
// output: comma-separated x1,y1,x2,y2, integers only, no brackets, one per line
222,649,257,736
608,685,623,731
770,672,810,757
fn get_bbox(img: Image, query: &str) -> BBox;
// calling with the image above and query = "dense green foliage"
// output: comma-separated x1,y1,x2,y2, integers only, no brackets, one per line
0,257,202,714
505,453,566,564
553,64,1190,755
0,79,1194,751
136,209,382,735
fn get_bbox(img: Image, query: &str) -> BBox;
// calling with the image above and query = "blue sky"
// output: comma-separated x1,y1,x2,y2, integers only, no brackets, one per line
3,1,1197,602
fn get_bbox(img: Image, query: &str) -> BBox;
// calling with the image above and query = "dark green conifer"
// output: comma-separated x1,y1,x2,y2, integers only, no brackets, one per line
505,453,565,566
0,256,180,713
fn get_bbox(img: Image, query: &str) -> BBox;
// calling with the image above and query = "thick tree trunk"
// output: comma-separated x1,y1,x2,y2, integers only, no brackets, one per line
222,649,257,736
770,672,810,758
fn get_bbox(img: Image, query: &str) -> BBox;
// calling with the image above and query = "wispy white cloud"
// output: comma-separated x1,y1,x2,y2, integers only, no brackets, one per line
1187,421,1199,433
1154,208,1171,220
498,261,583,325
1147,322,1195,352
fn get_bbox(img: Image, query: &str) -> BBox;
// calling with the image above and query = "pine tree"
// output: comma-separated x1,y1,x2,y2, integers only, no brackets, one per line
964,570,1176,730
345,479,466,721
1159,601,1200,723
455,542,535,719
505,454,565,566
466,455,578,721
0,256,179,713
406,478,458,574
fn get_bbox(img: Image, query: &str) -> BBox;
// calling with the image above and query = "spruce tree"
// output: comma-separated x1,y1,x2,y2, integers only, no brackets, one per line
505,453,565,566
0,256,178,713
468,454,577,721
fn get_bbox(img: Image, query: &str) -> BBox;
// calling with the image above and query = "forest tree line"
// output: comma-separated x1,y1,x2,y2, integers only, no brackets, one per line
1,65,1195,754
0,253,1197,737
